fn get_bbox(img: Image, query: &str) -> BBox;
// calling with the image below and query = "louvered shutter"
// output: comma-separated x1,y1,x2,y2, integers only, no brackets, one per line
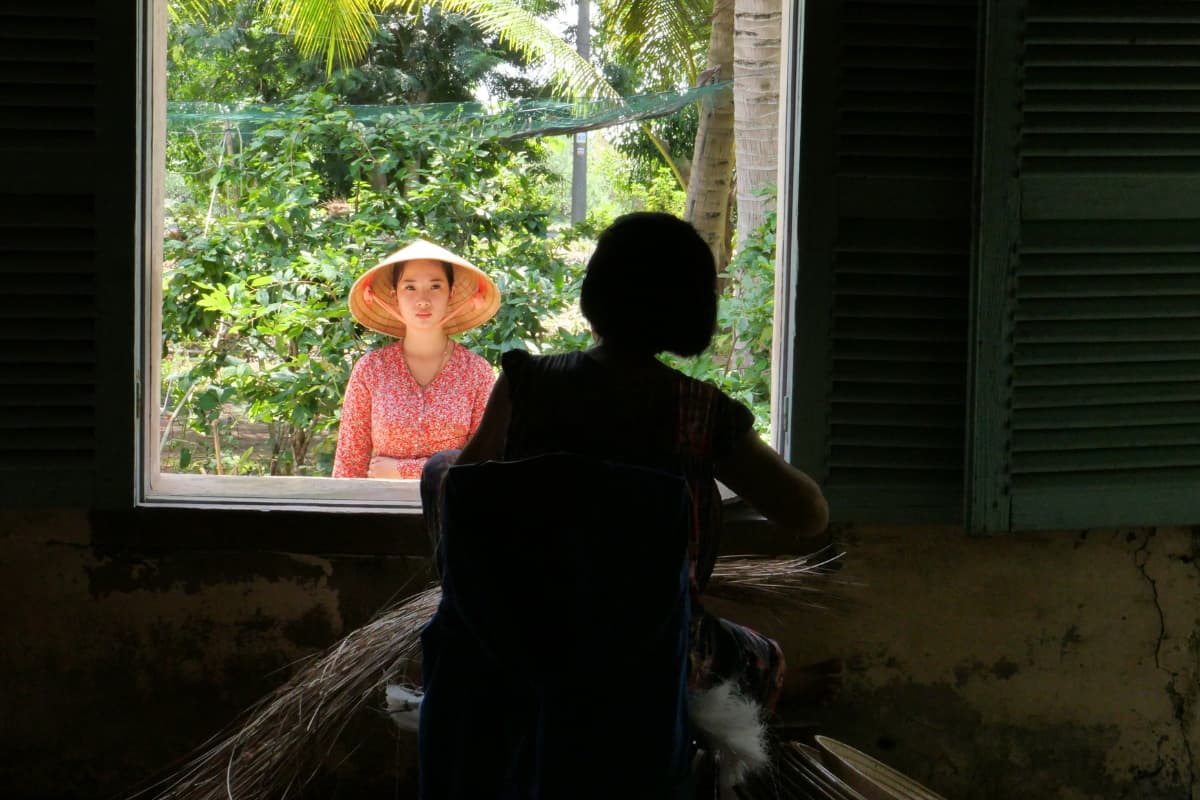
788,0,978,522
970,0,1200,532
0,3,137,507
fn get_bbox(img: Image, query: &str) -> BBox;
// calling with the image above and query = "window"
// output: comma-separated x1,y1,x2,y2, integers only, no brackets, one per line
5,0,1196,531
784,0,1200,532
140,1,788,510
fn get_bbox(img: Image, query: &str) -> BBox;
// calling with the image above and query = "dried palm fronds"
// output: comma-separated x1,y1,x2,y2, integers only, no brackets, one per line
135,585,441,800
706,547,851,613
136,548,847,800
737,740,870,799
736,738,948,800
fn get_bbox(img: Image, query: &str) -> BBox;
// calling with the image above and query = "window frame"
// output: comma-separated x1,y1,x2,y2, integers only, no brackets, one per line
138,0,437,511
769,0,803,459
136,0,802,513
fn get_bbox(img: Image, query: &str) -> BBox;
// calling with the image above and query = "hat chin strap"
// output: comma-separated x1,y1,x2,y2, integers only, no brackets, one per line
439,276,489,328
439,292,486,328
366,280,484,333
363,283,410,329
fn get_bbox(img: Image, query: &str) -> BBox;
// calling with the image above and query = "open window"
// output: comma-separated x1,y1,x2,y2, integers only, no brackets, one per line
139,1,785,510
10,0,1194,530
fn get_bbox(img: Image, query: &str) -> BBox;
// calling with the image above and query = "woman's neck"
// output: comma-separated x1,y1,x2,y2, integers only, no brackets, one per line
402,329,449,359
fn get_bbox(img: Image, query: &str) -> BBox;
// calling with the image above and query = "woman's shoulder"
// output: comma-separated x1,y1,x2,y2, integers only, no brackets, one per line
500,348,587,376
353,340,404,372
454,344,496,377
671,366,717,396
673,369,756,435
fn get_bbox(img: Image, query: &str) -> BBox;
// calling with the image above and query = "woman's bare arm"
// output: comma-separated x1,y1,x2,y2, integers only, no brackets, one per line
456,372,511,465
714,431,829,538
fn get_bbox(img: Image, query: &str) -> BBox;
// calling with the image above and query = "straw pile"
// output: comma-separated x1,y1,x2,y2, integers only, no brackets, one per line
705,548,847,612
137,551,846,800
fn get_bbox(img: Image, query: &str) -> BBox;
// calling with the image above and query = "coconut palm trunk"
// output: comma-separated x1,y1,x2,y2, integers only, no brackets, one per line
685,0,736,269
733,0,781,247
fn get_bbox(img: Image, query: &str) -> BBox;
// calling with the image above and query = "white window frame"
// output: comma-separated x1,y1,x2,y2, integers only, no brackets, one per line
136,0,802,511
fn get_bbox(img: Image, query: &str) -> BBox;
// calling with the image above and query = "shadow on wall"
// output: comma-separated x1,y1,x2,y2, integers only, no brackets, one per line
1,510,1198,799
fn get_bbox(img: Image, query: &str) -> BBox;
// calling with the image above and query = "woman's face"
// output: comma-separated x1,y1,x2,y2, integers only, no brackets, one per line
393,259,451,331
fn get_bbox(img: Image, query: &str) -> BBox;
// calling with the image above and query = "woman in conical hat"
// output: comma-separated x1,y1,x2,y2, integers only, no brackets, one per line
332,240,500,480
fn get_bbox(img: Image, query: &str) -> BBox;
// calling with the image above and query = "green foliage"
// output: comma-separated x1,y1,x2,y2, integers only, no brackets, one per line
324,7,551,105
663,192,777,433
592,0,707,184
169,0,320,104
162,90,584,474
542,132,686,226
169,2,548,109
160,1,773,474
609,106,698,187
596,0,711,89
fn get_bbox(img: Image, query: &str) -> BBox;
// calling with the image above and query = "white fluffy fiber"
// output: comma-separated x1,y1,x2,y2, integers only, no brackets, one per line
385,684,423,732
689,680,770,786
386,679,768,786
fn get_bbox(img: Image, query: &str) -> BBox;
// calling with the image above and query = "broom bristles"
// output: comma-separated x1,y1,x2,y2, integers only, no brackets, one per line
134,550,847,800
704,546,850,612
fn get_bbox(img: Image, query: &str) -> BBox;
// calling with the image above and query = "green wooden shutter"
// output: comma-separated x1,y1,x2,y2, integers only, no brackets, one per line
0,3,138,507
971,0,1200,532
788,0,978,522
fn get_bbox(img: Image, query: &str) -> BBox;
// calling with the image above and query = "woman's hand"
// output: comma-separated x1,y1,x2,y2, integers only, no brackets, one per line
368,455,407,479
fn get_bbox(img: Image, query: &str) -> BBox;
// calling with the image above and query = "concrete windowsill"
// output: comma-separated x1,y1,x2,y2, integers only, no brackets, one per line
93,474,801,558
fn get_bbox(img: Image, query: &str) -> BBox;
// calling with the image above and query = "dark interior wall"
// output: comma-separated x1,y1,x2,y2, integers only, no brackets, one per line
771,525,1200,800
5,507,1199,800
0,509,431,799
0,506,787,799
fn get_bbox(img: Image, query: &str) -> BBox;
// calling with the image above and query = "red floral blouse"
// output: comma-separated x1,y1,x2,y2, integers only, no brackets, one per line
332,340,495,479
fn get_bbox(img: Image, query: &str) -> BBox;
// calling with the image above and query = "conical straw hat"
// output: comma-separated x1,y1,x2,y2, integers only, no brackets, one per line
348,239,501,337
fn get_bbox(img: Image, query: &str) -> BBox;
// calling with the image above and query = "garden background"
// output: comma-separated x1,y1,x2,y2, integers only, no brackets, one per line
161,0,780,477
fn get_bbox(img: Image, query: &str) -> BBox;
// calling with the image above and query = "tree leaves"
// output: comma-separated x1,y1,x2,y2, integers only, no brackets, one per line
163,90,583,474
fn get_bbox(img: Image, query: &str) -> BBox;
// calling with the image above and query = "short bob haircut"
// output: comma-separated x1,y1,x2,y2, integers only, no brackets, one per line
580,212,717,357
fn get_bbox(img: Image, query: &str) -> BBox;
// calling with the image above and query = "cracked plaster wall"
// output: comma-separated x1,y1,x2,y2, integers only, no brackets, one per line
740,524,1200,800
0,510,426,798
2,510,1198,799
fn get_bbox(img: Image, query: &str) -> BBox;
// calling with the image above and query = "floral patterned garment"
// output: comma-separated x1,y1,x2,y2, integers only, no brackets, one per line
333,340,495,479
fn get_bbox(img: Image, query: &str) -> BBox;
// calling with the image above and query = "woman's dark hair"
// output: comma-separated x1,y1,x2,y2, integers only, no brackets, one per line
392,259,455,290
580,212,717,357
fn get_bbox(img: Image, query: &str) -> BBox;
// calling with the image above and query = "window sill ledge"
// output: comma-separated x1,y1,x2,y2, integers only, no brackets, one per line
92,504,430,557
147,473,421,509
95,490,799,559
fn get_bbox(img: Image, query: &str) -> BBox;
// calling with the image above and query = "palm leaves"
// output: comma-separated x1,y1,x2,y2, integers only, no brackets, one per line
387,1,620,100
174,0,622,99
173,1,708,101
263,0,377,74
599,0,710,89
169,0,711,190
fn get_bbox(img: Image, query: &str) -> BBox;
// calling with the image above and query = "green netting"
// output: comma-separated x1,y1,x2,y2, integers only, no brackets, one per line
166,81,731,141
